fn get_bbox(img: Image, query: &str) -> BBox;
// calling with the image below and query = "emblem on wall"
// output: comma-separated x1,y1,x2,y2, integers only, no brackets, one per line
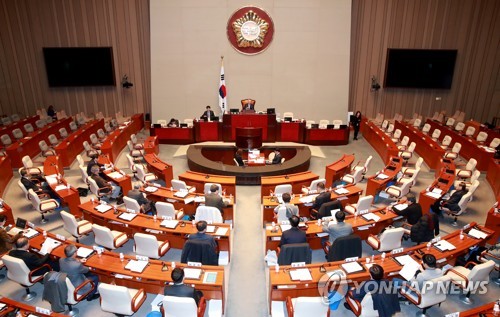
227,6,274,55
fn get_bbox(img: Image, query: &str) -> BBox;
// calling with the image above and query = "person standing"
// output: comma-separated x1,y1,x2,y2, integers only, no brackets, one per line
352,111,362,140
201,106,215,121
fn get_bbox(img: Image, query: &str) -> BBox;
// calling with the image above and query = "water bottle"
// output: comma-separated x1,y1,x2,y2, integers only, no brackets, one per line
460,230,465,240
275,263,280,273
153,215,157,222
119,252,124,262
371,254,375,263
171,261,176,268
43,231,47,238
381,252,386,262
427,242,431,250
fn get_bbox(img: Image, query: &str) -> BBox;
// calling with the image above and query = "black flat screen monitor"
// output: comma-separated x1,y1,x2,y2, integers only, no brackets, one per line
230,108,239,114
153,124,162,128
284,117,292,122
180,123,188,128
311,124,319,129
267,108,275,115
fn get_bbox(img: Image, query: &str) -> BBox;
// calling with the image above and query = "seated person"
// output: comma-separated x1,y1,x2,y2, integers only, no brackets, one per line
322,210,353,245
47,105,57,120
205,184,228,215
20,169,57,200
127,184,155,215
188,220,217,251
271,149,282,164
234,148,245,166
412,254,443,288
347,264,400,317
431,183,468,215
164,268,203,305
0,215,22,254
273,192,299,221
90,165,122,204
167,118,179,127
390,193,422,225
311,182,331,210
280,216,306,247
9,237,59,274
59,245,100,301
409,214,435,243
201,106,215,120
86,154,104,177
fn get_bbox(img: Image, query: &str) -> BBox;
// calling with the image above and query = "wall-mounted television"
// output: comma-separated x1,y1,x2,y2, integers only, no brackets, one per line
384,49,457,89
43,47,116,87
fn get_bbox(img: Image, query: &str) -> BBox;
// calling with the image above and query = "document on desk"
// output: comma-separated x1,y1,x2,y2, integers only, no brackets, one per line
194,196,205,203
174,191,189,198
399,258,421,281
95,204,112,213
393,255,414,266
376,173,389,180
468,228,488,239
55,184,68,191
118,212,137,221
215,227,228,236
425,191,442,199
183,268,202,280
434,240,456,252
160,219,179,229
107,171,123,179
393,203,408,211
76,247,94,258
280,224,292,232
45,175,58,185
299,195,316,204
334,188,350,195
361,213,380,222
203,272,218,284
206,225,216,233
289,268,313,281
144,186,158,193
125,260,148,273
40,237,62,255
341,262,364,274
17,228,39,238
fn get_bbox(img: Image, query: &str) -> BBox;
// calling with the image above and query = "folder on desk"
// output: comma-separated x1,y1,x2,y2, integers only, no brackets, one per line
399,258,421,281
184,268,202,280
376,173,389,180
289,268,313,281
215,227,228,236
76,247,95,258
95,204,112,213
468,228,488,239
125,260,148,273
118,213,137,221
40,237,62,255
144,186,158,193
434,240,456,252
334,188,350,195
341,262,364,274
174,191,189,198
361,213,380,222
206,225,216,233
160,219,179,229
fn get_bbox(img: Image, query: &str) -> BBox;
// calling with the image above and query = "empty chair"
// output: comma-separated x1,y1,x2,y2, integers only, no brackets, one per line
127,140,143,160
381,119,389,131
490,138,500,149
38,140,55,157
98,283,146,316
21,156,42,176
111,118,119,128
157,119,167,127
133,233,169,259
194,205,223,223
83,141,100,157
171,179,196,193
126,154,137,175
344,292,378,317
1,117,12,125
76,154,85,167
373,113,384,126
92,224,128,249
431,129,441,140
283,112,294,120
28,188,59,224
135,164,157,183
402,157,424,177
48,134,58,146
12,128,23,140
123,196,142,213
441,135,452,149
35,119,45,129
1,134,12,148
456,158,477,179
332,119,343,127
23,123,34,133
437,112,445,122
104,122,113,133
393,113,403,122
277,243,312,265
385,178,413,199
10,114,21,122
456,111,465,123
391,129,401,143
274,184,292,196
45,116,53,124
446,260,495,304
115,111,130,124
399,141,416,163
59,128,68,138
455,122,465,132
89,133,101,149
412,118,422,128
305,120,315,128
130,133,143,150
56,110,67,119
398,135,410,150
285,296,330,317
342,156,373,185
2,254,49,301
451,110,461,119
465,126,475,137
344,195,373,215
444,142,462,160
400,276,451,316
183,118,194,127
162,295,207,317
301,178,326,194
446,117,456,127
69,121,78,131
60,210,92,243
367,227,405,252
318,119,329,129
476,131,488,143
385,123,394,135
97,128,106,141
156,201,184,220
421,123,431,134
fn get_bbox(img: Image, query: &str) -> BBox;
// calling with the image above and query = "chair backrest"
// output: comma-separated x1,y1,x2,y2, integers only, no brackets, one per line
98,283,134,315
1,134,12,146
418,276,451,309
386,123,394,133
104,122,112,133
157,119,167,127
278,243,312,265
181,240,218,265
123,196,141,213
131,134,138,144
465,158,477,171
59,128,68,138
467,260,495,287
204,182,222,194
1,117,12,125
274,184,292,196
171,179,188,191
465,126,475,136
456,111,465,123
359,293,378,316
48,134,58,145
162,296,198,316
431,129,441,139
36,119,45,129
156,202,177,219
378,227,405,251
442,135,452,146
90,133,99,144
268,152,275,161
363,156,373,171
305,120,315,128
76,154,84,167
45,116,53,124
22,155,34,169
195,206,223,223
12,128,23,139
28,189,42,209
24,123,34,133
83,141,92,152
18,180,29,199
450,142,462,154
79,166,88,184
134,233,161,259
437,113,444,122
327,234,362,262
455,122,465,131
399,136,409,147
283,112,294,120
422,123,431,133
468,179,480,194
127,140,135,152
415,157,424,170
88,178,100,197
92,224,114,249
413,118,421,128
60,210,78,237
293,297,329,317
135,164,149,181
39,140,50,152
11,114,21,122
490,138,500,148
97,129,106,139
319,120,329,128
381,120,389,130
356,195,373,213
308,178,326,192
126,154,135,171
349,167,364,184
476,131,488,142
69,121,78,131
2,254,34,286
456,192,473,214
392,129,401,140
183,119,193,127
332,119,343,126
407,142,416,153
446,117,455,126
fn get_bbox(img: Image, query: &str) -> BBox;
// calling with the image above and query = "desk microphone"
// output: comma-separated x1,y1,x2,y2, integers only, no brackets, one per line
205,174,210,179
284,175,289,179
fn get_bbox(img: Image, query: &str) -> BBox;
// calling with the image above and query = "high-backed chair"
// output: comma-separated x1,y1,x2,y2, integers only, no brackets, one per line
1,117,12,125
385,178,413,199
157,119,167,127
391,129,401,143
446,260,495,304
78,166,89,188
441,135,452,149
83,141,100,157
431,129,441,140
104,122,113,133
12,128,23,140
342,156,373,185
344,195,373,215
277,243,312,265
35,119,46,129
156,202,184,220
398,135,410,151
38,140,56,157
301,178,326,194
48,134,58,147
1,134,12,148
28,188,59,224
56,110,67,120
69,121,78,131
437,113,445,123
59,128,68,139
421,123,431,134
285,296,329,317
23,123,34,133
88,177,110,201
283,112,294,121
194,206,223,223
465,126,475,137
444,142,462,160
402,157,424,177
18,180,31,200
476,131,488,143
367,227,405,252
98,283,146,316
489,138,500,149
400,276,451,316
76,154,85,167
326,234,362,261
455,122,465,132
312,200,343,220
318,120,329,129
92,224,128,250
274,184,292,196
45,116,54,124
171,179,196,193
373,113,384,126
21,155,42,176
305,120,315,128
456,158,477,179
97,128,106,141
134,233,169,259
162,295,207,317
442,191,473,226
456,111,465,123
454,170,480,190
413,118,422,128
399,142,416,163
115,112,131,125
47,275,95,316
89,133,101,149
126,154,137,175
381,120,389,131
123,196,142,213
60,211,92,243
130,134,144,149
332,119,343,128
1,254,50,301
345,292,378,317
127,140,144,161
135,164,157,183
446,117,456,127
385,123,394,135
10,114,21,122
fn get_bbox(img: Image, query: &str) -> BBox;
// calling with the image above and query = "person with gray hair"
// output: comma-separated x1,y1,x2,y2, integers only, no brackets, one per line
204,184,228,215
390,193,422,225
127,184,155,215
59,244,100,301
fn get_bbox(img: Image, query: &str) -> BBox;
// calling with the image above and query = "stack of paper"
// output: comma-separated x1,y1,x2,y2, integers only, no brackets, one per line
184,268,202,280
107,171,123,179
203,272,218,283
144,186,158,193
206,226,216,233
194,196,205,203
76,247,94,258
376,173,389,180
399,257,421,281
468,228,488,239
434,240,456,251
341,262,364,274
174,191,189,198
393,255,414,266
118,213,137,221
334,188,350,195
125,260,148,273
362,213,380,222
40,237,62,255
299,195,316,204
289,268,313,281
23,228,39,238
55,184,68,191
394,203,408,211
95,204,112,213
45,175,58,185
280,224,292,232
425,191,442,199
215,227,229,236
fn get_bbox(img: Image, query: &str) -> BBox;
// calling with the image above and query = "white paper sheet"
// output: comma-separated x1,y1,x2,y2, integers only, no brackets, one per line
341,262,364,274
289,268,312,281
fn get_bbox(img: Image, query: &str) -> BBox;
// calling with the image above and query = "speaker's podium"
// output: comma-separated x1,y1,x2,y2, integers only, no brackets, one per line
241,99,256,113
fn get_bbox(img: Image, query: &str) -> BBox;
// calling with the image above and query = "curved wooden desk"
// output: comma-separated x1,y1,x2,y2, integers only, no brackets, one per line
324,154,355,186
487,158,500,197
0,156,13,196
418,158,456,215
0,297,66,316
101,113,144,162
361,120,399,164
485,199,500,245
97,155,133,195
459,302,495,316
236,127,262,149
143,135,159,155
0,115,38,140
365,156,403,197
261,171,319,199
179,171,236,199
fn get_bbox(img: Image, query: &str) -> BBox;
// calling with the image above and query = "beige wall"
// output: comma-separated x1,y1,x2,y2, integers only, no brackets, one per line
150,0,352,123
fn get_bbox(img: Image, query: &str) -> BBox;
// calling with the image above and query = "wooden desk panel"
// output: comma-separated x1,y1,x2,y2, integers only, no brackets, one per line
0,297,66,316
365,156,403,197
55,119,104,167
144,154,174,186
459,302,495,316
0,156,13,196
194,121,222,142
0,202,15,226
143,136,159,155
222,113,277,142
304,127,349,145
101,113,144,162
6,117,72,168
179,171,236,199
325,154,355,187
150,127,195,144
278,121,305,143
0,115,38,140
361,120,398,164
418,159,456,215
487,158,500,197
464,120,500,144
261,171,319,199
97,155,133,195
485,201,500,244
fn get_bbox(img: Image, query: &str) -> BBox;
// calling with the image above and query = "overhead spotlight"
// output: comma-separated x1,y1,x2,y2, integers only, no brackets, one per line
371,76,381,92
121,75,133,89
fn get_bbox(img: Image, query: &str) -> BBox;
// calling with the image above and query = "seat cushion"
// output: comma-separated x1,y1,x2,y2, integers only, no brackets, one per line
111,231,128,248
77,221,93,235
447,266,469,288
40,199,58,211
344,204,357,214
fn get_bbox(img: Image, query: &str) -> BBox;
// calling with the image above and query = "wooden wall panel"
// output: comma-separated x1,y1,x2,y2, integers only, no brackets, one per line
0,0,150,119
350,0,500,124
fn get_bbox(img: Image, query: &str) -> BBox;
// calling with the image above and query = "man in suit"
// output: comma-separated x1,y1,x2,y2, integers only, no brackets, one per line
86,154,104,176
234,148,245,166
390,193,422,225
322,210,353,245
280,215,306,247
20,169,57,200
164,268,203,305
188,221,217,251
201,106,215,121
274,192,299,221
310,183,331,219
59,245,100,301
205,184,228,215
0,215,22,254
271,149,282,164
127,184,155,215
9,237,59,274
90,165,122,204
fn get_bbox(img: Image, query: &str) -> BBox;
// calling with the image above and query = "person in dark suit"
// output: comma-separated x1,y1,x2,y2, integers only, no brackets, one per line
9,237,59,274
59,245,100,301
20,169,57,199
90,165,122,203
271,149,282,164
311,183,332,211
201,106,215,121
164,268,203,305
47,105,57,120
234,148,245,166
352,111,362,140
348,264,401,317
167,118,180,127
280,216,306,247
86,154,104,176
188,221,217,251
431,183,468,214
0,215,22,254
205,184,228,215
127,184,155,215
390,193,422,225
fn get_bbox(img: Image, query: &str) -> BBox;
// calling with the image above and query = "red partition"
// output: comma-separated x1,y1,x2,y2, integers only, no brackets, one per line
304,127,349,145
194,121,222,142
101,114,144,162
0,156,13,196
278,121,305,143
222,113,277,142
150,127,194,144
